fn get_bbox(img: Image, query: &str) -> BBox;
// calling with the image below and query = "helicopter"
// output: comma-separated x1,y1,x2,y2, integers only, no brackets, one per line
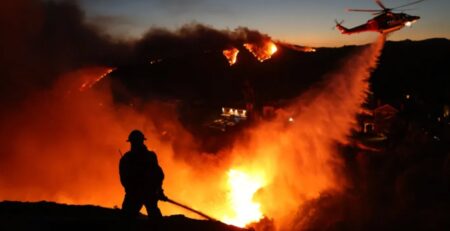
336,0,423,35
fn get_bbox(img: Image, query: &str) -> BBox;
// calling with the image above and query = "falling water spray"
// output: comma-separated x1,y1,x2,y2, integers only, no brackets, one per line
216,35,386,230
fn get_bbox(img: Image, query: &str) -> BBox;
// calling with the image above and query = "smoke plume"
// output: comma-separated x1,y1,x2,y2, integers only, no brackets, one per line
0,0,129,105
134,24,272,63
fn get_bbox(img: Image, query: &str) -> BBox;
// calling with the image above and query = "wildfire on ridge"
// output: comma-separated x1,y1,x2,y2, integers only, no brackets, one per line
222,169,266,228
79,68,115,91
223,41,315,65
303,47,316,52
244,40,278,62
223,48,240,66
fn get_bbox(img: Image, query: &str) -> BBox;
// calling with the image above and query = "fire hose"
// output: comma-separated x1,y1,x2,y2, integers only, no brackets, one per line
163,198,256,231
164,197,218,221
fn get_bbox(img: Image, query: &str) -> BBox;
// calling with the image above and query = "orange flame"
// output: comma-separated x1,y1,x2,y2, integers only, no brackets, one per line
244,40,277,62
223,48,239,66
222,169,266,227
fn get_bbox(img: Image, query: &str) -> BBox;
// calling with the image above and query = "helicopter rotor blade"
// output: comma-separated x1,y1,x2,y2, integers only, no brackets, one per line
375,0,388,10
347,8,382,13
391,0,425,10
333,19,344,30
334,19,344,25
397,8,417,12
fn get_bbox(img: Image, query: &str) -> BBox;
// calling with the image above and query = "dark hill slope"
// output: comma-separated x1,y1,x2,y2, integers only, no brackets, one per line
107,38,450,108
372,38,450,105
0,201,248,231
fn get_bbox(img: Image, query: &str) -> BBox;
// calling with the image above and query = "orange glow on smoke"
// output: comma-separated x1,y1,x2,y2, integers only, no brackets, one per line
244,40,278,62
222,169,266,227
223,48,239,66
0,36,385,230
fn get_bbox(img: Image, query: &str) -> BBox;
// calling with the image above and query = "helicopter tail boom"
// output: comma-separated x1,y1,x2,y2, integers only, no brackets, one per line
335,20,350,34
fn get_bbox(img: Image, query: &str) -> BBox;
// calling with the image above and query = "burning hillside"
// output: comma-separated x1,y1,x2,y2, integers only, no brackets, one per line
1,1,382,230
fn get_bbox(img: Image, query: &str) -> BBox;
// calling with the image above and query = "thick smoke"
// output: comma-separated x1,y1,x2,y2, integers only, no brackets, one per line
0,0,129,105
0,65,213,208
0,0,273,213
134,24,272,62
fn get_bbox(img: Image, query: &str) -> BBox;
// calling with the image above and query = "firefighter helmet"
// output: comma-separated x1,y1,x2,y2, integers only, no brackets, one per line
127,130,146,142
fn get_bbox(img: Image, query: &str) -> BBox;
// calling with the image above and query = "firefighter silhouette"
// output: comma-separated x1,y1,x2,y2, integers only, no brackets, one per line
119,130,167,222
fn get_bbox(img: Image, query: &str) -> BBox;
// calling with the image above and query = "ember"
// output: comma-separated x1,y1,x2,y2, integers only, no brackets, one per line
79,68,115,91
